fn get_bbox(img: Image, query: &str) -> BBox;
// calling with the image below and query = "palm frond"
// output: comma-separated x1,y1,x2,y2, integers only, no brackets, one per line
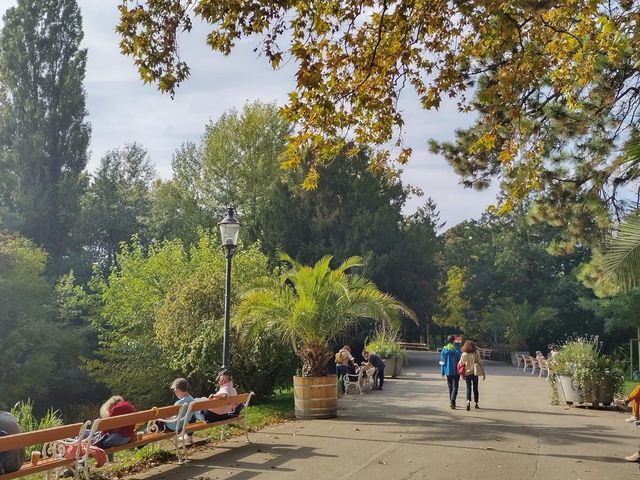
602,214,640,291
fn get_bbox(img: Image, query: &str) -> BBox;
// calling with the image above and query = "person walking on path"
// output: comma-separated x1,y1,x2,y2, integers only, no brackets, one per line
440,335,462,409
459,340,486,411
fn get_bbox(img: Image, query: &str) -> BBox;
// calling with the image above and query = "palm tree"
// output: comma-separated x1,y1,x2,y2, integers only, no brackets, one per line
236,254,416,377
602,214,640,290
601,132,640,289
488,300,557,350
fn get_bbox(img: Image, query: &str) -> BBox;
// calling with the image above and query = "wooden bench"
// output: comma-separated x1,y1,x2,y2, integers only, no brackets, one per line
398,342,428,351
0,422,89,480
478,348,492,360
514,353,524,369
522,355,535,373
83,404,188,467
538,356,550,379
181,393,253,458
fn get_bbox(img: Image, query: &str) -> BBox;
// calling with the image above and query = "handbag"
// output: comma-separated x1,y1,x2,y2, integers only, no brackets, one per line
457,361,465,377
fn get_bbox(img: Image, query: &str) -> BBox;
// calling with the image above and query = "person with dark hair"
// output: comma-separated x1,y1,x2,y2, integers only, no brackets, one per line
362,350,386,390
440,335,462,409
0,411,24,475
459,340,486,411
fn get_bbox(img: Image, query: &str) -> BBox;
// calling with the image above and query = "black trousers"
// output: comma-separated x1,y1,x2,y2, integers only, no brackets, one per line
375,367,385,388
446,375,460,405
465,374,479,402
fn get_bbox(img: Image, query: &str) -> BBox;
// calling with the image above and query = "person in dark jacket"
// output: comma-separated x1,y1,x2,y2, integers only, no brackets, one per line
0,411,24,475
440,335,462,409
363,350,386,390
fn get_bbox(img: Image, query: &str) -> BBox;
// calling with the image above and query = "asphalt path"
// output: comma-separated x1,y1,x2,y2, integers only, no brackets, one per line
127,351,640,480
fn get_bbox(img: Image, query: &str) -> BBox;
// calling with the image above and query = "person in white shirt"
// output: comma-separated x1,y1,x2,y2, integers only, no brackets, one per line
203,370,240,423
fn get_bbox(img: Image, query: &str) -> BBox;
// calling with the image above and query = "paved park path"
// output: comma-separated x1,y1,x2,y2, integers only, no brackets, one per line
128,352,640,480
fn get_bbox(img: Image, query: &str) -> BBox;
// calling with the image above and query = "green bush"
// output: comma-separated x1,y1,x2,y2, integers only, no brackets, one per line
365,326,407,360
551,336,624,402
10,400,63,455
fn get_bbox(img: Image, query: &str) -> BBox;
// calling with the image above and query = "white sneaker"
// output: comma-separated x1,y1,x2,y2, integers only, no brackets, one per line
626,451,640,462
625,416,639,423
178,434,193,444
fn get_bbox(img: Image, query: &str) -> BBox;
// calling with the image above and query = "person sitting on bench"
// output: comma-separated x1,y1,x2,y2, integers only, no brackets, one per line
0,411,24,475
95,396,136,449
203,370,243,422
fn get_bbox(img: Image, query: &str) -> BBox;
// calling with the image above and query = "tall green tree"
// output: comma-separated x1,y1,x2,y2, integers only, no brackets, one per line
81,143,155,268
0,0,90,264
260,150,442,339
199,101,291,244
149,142,211,246
147,102,291,247
0,232,97,409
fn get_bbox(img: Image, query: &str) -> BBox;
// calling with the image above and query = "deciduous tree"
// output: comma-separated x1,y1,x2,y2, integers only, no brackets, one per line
0,0,90,264
117,0,640,231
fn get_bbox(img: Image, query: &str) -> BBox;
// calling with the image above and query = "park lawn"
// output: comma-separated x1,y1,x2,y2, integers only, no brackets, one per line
625,380,638,396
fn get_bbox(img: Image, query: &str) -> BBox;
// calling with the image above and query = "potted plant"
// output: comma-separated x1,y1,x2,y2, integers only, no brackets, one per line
237,254,416,418
366,326,408,378
551,337,623,407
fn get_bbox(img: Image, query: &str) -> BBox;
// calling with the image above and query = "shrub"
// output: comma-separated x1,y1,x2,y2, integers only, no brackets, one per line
551,336,624,403
10,400,63,455
365,326,407,361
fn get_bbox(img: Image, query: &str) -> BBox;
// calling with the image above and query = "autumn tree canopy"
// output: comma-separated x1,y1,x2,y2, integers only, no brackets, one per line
118,0,640,244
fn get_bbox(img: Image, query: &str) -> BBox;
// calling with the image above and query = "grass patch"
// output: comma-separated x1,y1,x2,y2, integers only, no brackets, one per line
624,380,638,396
93,389,294,479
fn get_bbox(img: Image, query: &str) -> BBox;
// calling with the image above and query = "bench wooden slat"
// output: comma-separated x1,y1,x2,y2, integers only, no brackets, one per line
190,393,251,413
0,423,84,452
103,431,176,454
184,416,241,435
0,457,75,480
95,405,181,432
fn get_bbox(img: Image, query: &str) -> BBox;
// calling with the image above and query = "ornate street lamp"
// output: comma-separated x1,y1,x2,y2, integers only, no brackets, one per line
218,207,240,371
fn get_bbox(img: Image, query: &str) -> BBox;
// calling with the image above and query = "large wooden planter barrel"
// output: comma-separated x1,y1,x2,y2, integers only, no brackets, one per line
293,375,338,419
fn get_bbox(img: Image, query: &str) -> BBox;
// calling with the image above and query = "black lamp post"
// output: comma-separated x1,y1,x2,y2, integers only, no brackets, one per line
218,207,240,372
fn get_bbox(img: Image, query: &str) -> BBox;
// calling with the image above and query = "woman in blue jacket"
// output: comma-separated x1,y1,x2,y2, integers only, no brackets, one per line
440,335,462,409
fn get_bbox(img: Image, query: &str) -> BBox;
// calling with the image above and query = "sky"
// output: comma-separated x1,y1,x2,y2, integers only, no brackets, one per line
0,1,499,228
